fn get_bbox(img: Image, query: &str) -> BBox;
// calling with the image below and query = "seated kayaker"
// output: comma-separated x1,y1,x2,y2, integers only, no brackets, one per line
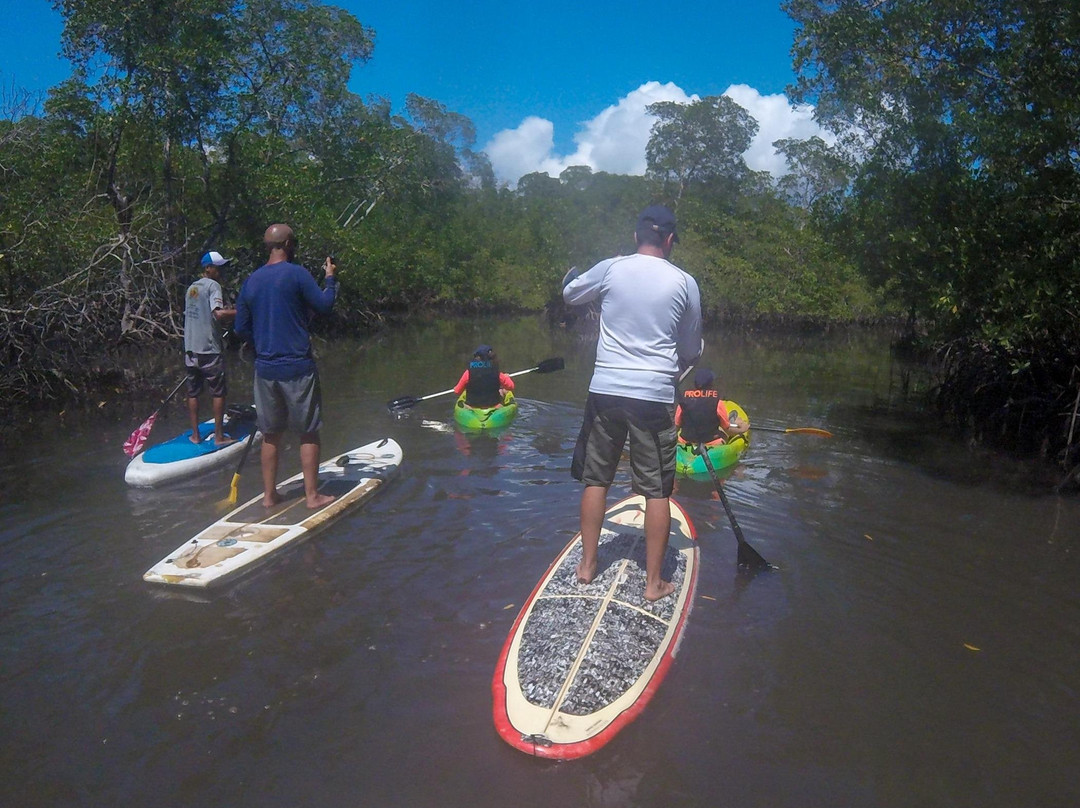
675,368,747,445
453,345,516,408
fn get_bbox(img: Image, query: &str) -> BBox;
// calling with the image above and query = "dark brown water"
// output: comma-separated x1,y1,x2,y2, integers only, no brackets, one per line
3,315,1078,808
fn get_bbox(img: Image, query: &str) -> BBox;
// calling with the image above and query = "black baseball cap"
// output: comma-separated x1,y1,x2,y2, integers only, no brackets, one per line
636,205,679,243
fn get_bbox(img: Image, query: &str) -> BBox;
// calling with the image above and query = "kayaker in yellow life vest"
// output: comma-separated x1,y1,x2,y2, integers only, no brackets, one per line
675,368,747,444
453,345,516,408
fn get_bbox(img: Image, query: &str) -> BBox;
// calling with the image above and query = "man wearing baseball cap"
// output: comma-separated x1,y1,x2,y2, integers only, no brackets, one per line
563,204,703,602
183,249,237,446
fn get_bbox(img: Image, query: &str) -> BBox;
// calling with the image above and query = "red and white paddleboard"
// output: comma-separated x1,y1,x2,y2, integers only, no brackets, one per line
493,494,698,759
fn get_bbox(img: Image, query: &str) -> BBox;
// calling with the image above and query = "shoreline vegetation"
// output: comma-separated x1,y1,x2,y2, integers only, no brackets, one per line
2,1,1078,489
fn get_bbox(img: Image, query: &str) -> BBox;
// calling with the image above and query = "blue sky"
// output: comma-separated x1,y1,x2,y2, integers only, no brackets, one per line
3,0,825,185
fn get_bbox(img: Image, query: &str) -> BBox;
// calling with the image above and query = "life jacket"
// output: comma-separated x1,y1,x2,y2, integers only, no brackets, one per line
679,388,724,444
466,360,501,407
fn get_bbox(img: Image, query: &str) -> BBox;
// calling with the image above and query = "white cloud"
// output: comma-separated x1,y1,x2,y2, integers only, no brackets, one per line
483,81,831,187
483,116,562,188
724,84,830,176
564,81,694,176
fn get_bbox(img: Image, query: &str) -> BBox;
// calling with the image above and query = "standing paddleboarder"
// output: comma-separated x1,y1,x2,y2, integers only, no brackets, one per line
563,205,703,601
183,250,236,447
234,224,337,509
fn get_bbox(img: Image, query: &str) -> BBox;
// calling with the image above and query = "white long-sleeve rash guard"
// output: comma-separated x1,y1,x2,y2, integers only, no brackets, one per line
563,253,703,404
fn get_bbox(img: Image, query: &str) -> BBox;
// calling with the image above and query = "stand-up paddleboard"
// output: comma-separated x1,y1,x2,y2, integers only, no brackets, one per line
125,413,261,488
143,438,402,589
493,495,698,759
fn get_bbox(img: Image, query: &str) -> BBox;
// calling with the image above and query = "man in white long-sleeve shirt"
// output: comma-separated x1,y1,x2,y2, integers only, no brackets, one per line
563,205,703,601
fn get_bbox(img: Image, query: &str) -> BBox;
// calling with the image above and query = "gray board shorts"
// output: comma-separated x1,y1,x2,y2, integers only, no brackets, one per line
253,370,323,435
571,392,677,499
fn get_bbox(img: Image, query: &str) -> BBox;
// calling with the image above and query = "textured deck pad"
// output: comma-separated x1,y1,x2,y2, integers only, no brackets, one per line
493,495,697,759
143,419,258,464
518,531,685,714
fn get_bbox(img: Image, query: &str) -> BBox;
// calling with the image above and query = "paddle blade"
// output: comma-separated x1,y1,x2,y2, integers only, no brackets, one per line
386,395,421,412
123,413,157,458
788,427,833,438
226,473,240,505
737,539,774,572
535,357,565,373
755,425,834,438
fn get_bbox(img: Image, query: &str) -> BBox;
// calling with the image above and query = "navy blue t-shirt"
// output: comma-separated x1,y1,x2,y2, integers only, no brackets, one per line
234,261,337,380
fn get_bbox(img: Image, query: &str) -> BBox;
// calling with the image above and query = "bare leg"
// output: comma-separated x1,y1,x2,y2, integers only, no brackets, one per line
301,431,334,509
643,496,676,602
576,484,608,583
261,432,283,507
211,396,234,446
187,396,202,443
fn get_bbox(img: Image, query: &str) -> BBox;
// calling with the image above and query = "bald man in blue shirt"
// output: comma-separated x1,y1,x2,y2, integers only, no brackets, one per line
235,224,337,509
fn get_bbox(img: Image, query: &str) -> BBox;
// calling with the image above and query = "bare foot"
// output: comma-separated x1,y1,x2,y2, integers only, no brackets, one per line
306,492,335,509
644,580,677,602
576,557,597,584
189,434,203,445
262,492,283,508
214,436,238,448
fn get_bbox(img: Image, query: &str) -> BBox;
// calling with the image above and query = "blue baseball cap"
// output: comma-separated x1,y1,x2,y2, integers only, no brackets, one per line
473,345,493,357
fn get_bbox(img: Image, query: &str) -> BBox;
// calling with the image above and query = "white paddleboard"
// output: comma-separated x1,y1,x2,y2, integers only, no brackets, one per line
492,494,698,759
143,437,402,589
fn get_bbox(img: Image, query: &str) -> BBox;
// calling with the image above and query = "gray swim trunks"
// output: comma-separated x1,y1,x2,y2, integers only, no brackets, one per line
571,392,677,499
253,371,323,434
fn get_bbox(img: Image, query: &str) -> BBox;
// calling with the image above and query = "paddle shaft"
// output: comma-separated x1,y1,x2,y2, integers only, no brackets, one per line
153,377,187,417
412,386,458,405
223,425,259,506
697,442,772,572
506,366,545,379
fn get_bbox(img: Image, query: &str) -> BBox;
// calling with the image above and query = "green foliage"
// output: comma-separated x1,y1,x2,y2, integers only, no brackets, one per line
681,194,880,323
646,95,758,201
774,136,850,215
4,0,891,410
784,0,1080,351
783,0,1080,466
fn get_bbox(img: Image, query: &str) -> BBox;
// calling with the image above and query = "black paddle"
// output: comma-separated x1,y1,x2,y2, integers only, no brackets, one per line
754,425,833,438
386,357,565,412
697,442,773,572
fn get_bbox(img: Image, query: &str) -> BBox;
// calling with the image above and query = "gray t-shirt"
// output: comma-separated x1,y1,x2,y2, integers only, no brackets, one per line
184,276,225,354
563,253,703,404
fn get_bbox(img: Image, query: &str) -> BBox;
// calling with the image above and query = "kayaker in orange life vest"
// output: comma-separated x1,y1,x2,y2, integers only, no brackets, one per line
675,368,747,444
453,345,516,408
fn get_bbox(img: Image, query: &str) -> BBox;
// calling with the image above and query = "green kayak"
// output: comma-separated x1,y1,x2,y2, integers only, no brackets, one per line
675,400,751,476
454,390,518,430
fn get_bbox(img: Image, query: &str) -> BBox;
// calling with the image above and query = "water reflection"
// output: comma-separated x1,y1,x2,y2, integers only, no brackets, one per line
2,316,1079,808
